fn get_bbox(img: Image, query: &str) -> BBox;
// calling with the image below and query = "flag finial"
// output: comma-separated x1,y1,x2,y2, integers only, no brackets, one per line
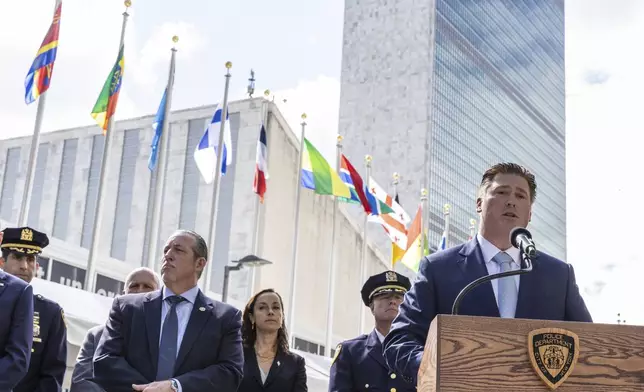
421,188,428,198
337,135,343,143
172,35,179,43
301,113,307,120
443,203,451,214
365,154,372,163
225,61,233,69
264,89,270,97
124,0,132,8
392,172,400,183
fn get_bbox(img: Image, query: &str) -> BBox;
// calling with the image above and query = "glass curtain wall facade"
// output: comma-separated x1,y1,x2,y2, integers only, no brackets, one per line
428,0,566,259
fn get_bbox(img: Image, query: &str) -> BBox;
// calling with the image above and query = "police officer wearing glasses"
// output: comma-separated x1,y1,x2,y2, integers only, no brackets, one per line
329,270,414,392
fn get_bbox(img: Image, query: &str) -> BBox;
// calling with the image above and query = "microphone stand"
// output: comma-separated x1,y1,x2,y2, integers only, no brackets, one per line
451,251,534,315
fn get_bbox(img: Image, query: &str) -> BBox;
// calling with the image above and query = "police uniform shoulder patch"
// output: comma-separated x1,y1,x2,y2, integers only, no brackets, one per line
331,343,342,365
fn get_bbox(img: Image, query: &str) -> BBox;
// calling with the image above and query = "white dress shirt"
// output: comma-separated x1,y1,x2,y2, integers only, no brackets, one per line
477,234,521,305
374,329,385,344
160,285,199,350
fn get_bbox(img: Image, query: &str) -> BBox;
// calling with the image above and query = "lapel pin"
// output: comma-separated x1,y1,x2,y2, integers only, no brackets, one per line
0,283,4,287
277,361,281,366
199,307,206,311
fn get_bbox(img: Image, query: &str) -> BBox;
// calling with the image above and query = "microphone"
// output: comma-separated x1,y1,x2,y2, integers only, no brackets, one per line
451,228,535,316
510,227,536,260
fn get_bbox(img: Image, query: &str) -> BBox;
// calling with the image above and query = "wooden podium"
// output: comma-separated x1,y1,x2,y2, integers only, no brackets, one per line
418,315,644,391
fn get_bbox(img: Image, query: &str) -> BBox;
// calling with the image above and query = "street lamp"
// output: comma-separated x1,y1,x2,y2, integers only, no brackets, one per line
222,255,272,303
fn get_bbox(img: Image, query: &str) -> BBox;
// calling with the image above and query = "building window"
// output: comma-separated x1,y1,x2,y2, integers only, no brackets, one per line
111,129,141,261
53,139,78,240
293,337,325,356
0,147,22,222
178,118,205,230
27,143,50,228
81,135,105,249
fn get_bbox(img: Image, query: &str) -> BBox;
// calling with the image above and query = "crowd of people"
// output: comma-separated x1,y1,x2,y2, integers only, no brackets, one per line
0,162,592,392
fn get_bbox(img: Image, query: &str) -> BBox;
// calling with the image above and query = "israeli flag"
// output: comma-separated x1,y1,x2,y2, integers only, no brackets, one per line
194,105,232,183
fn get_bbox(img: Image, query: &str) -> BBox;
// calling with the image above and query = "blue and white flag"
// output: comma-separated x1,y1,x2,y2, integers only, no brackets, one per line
194,105,232,183
148,88,167,171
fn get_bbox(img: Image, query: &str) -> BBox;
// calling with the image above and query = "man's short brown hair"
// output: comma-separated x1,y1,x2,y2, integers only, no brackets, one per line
478,163,537,202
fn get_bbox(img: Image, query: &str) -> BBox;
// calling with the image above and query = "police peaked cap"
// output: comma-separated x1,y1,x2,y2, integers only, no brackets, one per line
361,270,411,306
1,227,49,255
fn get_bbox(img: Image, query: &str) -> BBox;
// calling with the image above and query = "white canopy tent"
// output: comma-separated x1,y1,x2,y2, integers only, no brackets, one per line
29,278,330,391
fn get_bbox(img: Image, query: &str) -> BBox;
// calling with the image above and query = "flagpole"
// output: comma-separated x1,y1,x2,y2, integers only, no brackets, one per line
324,135,342,356
203,61,233,294
420,189,428,252
286,113,307,341
249,89,271,298
443,203,451,248
18,0,61,226
146,36,178,271
391,172,400,268
358,154,372,335
84,0,131,293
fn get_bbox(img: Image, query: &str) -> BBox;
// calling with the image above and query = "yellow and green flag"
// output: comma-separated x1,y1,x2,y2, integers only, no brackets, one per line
91,44,125,133
301,138,350,198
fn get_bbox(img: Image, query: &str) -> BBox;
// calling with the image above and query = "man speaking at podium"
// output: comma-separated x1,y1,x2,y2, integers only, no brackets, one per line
383,162,592,384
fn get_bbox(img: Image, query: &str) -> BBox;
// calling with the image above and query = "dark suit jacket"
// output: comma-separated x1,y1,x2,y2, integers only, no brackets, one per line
238,346,307,392
15,294,67,392
70,325,104,392
383,238,592,384
93,288,244,392
329,330,414,392
0,271,34,391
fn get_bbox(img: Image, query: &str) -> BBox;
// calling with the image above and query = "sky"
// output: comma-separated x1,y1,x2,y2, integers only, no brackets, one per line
1,0,642,325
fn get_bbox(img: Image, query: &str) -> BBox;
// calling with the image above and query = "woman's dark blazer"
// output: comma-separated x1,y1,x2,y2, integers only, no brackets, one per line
238,346,308,392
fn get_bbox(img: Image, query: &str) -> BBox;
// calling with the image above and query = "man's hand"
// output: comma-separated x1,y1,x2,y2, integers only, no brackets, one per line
132,381,173,392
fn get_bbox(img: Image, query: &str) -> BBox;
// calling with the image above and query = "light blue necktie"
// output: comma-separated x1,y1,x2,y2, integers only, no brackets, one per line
493,252,518,318
156,295,185,380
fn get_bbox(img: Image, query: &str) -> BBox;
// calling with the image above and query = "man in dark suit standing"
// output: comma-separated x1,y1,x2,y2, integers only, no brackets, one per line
70,267,160,391
383,162,592,384
0,229,34,391
0,227,67,392
94,230,244,392
329,271,414,392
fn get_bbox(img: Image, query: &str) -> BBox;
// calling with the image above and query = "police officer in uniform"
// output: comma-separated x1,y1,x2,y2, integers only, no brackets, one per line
329,270,414,392
0,227,67,392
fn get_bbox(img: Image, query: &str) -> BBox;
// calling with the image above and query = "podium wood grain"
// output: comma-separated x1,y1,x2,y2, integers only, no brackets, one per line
418,315,644,391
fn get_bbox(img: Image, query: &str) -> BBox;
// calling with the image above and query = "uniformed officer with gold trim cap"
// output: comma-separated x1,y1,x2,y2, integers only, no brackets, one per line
329,270,415,392
0,227,67,392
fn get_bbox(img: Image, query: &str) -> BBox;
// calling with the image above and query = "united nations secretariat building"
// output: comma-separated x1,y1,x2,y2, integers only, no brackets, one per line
0,97,394,389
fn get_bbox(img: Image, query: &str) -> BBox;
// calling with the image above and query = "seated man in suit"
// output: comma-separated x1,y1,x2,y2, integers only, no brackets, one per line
70,267,160,391
94,230,244,392
0,230,35,391
383,162,592,384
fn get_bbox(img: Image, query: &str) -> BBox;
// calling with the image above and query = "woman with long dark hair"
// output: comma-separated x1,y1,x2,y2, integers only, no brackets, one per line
238,288,307,392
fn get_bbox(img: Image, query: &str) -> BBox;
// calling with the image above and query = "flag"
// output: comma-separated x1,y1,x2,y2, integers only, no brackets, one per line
367,177,409,249
400,206,423,272
148,88,167,171
339,155,394,215
392,242,405,267
438,231,447,251
253,124,269,202
194,105,233,184
301,138,350,198
25,1,62,104
91,44,125,133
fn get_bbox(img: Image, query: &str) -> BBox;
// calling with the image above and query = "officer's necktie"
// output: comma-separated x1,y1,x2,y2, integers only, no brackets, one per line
156,295,185,381
493,252,518,318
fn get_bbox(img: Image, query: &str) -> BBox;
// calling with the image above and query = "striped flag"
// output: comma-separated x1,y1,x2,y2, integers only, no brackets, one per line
339,154,393,215
91,44,125,133
367,177,410,249
253,124,269,203
400,205,423,272
25,1,62,104
194,105,232,183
